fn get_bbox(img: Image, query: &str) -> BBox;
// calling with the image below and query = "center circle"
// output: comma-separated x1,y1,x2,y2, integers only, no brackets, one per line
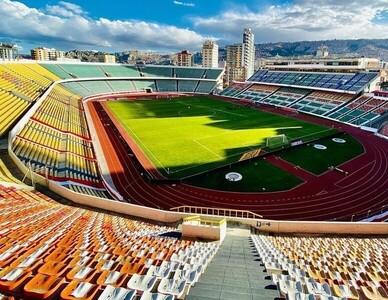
225,172,243,182
313,144,327,150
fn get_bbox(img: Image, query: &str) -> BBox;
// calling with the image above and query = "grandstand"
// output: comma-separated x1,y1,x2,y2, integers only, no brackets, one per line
234,84,278,102
0,184,219,299
249,69,379,92
290,91,354,116
252,234,388,299
259,87,309,107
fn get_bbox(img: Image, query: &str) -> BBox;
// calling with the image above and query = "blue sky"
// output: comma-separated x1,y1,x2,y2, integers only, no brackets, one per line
0,0,387,53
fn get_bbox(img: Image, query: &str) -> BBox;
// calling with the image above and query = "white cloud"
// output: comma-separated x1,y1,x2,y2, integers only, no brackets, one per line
192,0,388,43
173,1,195,7
0,0,206,51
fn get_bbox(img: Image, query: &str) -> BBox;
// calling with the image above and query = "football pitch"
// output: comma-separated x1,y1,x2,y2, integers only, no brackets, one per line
106,96,334,178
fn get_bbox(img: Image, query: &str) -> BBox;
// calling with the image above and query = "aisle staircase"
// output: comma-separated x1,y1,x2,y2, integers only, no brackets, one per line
187,228,278,300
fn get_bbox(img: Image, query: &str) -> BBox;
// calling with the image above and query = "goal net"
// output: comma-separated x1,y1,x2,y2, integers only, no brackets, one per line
265,134,289,149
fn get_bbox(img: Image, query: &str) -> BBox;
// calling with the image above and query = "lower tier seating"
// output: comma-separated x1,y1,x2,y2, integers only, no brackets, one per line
0,185,219,299
252,234,388,300
237,84,278,102
220,83,250,98
328,94,388,125
260,87,309,107
290,91,354,116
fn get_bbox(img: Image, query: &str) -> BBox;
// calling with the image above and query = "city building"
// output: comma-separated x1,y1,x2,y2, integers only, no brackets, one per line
225,44,245,84
316,45,329,58
0,43,18,61
202,40,219,68
242,28,255,79
176,50,192,67
98,54,116,63
31,47,64,61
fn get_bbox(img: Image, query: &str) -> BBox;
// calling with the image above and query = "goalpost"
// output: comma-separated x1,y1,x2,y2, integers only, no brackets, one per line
265,134,289,149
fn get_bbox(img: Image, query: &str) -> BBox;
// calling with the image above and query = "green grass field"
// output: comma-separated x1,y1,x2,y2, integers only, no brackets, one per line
106,96,333,179
185,159,303,192
280,133,364,174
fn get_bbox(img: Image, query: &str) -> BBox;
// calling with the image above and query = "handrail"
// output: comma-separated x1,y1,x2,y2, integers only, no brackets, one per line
171,205,263,219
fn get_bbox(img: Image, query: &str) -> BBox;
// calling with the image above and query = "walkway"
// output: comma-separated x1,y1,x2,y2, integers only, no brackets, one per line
187,228,278,300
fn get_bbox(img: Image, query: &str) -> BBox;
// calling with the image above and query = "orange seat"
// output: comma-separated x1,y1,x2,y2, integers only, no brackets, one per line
38,261,69,276
120,262,144,275
23,273,65,299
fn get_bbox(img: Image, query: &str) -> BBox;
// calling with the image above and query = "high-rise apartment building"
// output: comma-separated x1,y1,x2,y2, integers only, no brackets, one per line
177,50,193,67
242,28,255,79
202,40,219,68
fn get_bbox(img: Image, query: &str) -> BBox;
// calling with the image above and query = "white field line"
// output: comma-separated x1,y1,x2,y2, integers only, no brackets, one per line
123,123,169,174
192,139,223,159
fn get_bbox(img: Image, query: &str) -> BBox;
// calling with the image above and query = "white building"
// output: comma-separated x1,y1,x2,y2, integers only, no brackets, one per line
31,47,64,61
0,43,17,61
202,40,219,68
242,28,255,79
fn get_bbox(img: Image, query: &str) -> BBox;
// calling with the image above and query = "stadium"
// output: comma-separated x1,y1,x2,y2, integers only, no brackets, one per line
0,60,387,300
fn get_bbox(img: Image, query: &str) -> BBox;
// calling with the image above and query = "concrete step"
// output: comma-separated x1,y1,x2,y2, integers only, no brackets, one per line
188,232,279,300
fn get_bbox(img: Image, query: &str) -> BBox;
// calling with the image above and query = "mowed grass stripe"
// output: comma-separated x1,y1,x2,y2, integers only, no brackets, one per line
106,96,329,178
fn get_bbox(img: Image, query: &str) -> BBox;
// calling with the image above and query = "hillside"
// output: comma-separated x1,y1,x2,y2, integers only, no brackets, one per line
255,39,388,60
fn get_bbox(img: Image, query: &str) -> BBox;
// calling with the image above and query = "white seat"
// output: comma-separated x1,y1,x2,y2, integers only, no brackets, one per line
279,279,303,298
71,282,94,298
127,274,157,292
104,271,122,285
98,285,135,300
147,264,171,278
140,291,174,300
173,269,198,285
306,281,331,296
0,268,23,281
157,278,186,298
287,292,315,300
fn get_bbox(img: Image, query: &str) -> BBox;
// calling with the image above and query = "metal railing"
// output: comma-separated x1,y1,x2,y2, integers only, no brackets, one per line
171,205,263,219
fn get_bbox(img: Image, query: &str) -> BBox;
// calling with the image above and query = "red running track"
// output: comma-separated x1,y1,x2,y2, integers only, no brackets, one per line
87,99,388,221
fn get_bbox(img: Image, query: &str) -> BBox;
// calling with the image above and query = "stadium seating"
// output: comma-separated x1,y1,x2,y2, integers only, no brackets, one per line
99,65,140,77
249,69,378,92
259,87,309,106
0,63,57,136
220,83,250,98
177,80,198,93
328,94,388,125
50,64,107,78
252,234,388,300
290,91,354,116
0,184,219,299
237,84,278,102
11,85,102,188
140,66,173,78
174,67,206,79
107,80,136,92
132,80,157,92
196,81,217,94
203,69,223,80
156,80,177,92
